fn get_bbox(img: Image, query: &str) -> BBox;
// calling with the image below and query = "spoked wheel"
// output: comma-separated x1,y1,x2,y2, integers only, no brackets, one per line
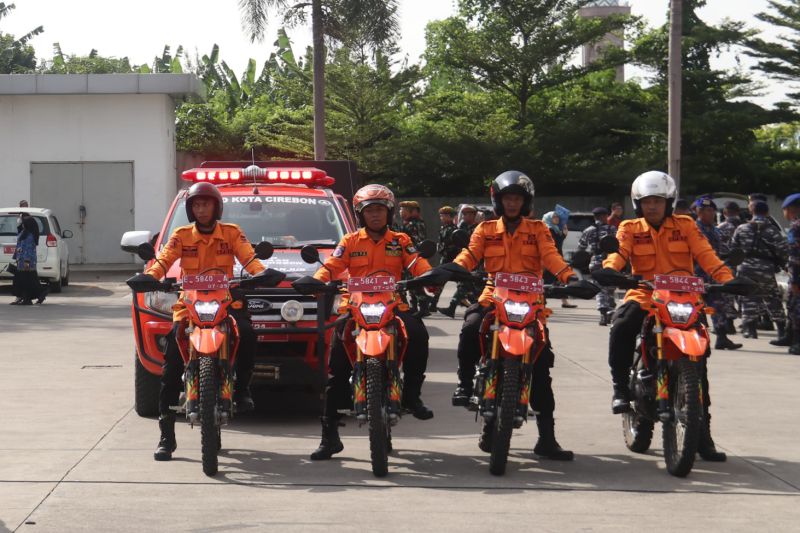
489,357,520,476
662,358,701,477
623,364,654,453
366,357,389,477
199,356,220,476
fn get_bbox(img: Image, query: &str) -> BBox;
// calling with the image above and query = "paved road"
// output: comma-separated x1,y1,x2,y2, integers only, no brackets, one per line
1,276,799,532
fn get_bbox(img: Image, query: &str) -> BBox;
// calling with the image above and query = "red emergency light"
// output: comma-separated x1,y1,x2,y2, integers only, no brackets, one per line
181,166,335,187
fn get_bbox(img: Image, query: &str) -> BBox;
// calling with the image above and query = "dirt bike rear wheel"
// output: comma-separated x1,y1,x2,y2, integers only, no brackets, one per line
662,358,701,477
199,356,219,476
623,363,654,453
366,357,389,477
489,357,520,476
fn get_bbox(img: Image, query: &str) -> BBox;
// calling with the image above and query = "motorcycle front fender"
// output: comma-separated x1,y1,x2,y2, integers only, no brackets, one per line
190,327,226,356
498,325,533,356
356,329,392,357
663,326,708,358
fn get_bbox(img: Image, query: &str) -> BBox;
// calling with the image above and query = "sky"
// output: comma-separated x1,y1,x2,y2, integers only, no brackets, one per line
2,0,790,106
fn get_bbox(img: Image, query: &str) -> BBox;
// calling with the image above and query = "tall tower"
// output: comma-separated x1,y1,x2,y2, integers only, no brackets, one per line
579,0,631,82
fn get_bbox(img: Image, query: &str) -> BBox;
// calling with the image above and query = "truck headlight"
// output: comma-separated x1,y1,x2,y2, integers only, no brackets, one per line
360,302,387,324
145,291,179,315
281,300,305,322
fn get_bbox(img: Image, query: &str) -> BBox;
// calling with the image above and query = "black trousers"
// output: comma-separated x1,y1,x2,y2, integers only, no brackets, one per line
323,310,429,418
455,304,556,416
12,270,43,301
609,300,712,408
159,313,256,416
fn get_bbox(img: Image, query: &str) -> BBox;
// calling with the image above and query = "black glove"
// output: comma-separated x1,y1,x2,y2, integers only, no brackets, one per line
722,276,759,296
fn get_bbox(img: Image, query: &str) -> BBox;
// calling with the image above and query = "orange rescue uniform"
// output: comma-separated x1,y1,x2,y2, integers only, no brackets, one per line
453,218,576,306
603,215,734,306
314,228,432,308
145,222,265,321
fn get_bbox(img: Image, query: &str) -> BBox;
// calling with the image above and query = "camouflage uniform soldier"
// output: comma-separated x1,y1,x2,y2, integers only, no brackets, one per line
398,201,431,316
717,201,743,329
694,198,741,350
430,206,458,311
731,201,789,339
781,193,800,355
578,207,617,325
439,205,480,317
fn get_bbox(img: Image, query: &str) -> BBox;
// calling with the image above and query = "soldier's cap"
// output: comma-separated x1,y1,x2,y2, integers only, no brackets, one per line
399,200,421,209
782,193,800,209
753,201,769,215
749,193,768,202
460,204,478,212
439,206,456,215
592,206,609,216
724,201,741,211
693,197,717,210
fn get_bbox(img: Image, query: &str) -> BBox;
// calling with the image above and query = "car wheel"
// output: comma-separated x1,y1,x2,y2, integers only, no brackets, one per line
49,279,62,293
61,269,69,287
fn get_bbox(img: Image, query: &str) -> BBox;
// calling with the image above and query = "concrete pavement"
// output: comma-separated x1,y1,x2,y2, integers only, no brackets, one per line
1,279,799,532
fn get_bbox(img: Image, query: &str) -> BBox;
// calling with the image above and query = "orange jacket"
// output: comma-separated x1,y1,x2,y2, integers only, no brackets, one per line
315,228,432,310
453,218,575,306
603,215,734,306
145,222,265,321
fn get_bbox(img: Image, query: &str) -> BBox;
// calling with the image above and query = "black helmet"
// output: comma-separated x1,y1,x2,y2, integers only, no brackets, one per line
186,182,223,223
490,170,535,217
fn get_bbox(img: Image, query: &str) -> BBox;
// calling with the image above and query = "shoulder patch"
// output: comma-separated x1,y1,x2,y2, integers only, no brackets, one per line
332,245,345,258
405,244,417,254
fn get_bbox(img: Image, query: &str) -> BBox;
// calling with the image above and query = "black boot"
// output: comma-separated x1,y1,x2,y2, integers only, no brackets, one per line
478,419,494,453
402,375,434,420
770,323,792,347
611,373,631,414
726,318,737,335
757,313,774,331
438,302,457,318
599,308,609,326
154,414,177,461
789,343,800,355
741,320,758,339
714,330,742,350
310,417,344,460
533,414,574,461
698,412,727,462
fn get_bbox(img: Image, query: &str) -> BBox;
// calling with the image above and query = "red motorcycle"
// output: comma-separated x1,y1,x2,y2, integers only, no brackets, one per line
593,239,755,477
413,257,598,476
293,241,436,477
127,241,284,476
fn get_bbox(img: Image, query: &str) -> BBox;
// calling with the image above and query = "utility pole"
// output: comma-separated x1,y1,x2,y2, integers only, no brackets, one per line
312,0,326,160
668,0,683,192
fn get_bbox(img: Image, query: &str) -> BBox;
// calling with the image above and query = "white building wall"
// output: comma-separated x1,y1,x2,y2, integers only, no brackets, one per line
0,93,178,233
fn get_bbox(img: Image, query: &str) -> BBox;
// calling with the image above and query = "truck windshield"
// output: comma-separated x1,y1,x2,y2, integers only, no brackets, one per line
166,195,346,247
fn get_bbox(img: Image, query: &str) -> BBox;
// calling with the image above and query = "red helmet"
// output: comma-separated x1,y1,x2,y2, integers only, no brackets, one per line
186,182,223,223
353,184,395,226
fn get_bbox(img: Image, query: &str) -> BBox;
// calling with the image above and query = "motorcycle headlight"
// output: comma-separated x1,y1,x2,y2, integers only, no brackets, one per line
503,301,531,323
145,291,179,315
194,300,221,322
360,302,387,325
281,299,305,323
666,302,694,324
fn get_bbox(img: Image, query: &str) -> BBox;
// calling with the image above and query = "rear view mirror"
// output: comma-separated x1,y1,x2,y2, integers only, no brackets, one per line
121,230,153,254
254,241,274,260
300,245,321,265
570,250,591,271
599,235,620,254
452,229,470,249
417,240,437,259
136,242,157,262
62,230,73,239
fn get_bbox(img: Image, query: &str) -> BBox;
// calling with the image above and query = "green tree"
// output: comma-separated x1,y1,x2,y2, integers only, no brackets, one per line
0,2,42,73
40,43,136,73
746,0,800,105
424,0,633,126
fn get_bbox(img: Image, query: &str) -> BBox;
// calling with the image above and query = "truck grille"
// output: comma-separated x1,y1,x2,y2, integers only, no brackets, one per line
245,287,320,323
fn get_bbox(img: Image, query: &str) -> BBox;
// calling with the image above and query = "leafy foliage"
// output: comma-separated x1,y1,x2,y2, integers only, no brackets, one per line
0,2,42,73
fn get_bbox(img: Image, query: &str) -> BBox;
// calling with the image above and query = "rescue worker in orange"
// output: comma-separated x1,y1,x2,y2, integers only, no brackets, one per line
310,184,434,461
142,182,266,461
596,171,736,462
451,171,577,460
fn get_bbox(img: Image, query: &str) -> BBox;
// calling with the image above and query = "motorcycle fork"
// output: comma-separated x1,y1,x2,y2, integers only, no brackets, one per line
353,344,367,421
386,328,402,423
517,333,536,425
218,322,233,420
480,316,501,418
653,316,671,422
185,347,199,419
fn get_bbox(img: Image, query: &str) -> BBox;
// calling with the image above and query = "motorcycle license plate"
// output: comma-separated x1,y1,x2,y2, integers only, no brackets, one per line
182,274,228,290
494,272,543,294
2,245,14,255
654,274,704,292
347,276,395,292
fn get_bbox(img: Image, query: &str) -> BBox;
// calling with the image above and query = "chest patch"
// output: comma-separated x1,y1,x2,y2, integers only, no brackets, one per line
183,246,198,258
633,232,652,245
350,251,368,258
669,230,687,242
217,242,233,255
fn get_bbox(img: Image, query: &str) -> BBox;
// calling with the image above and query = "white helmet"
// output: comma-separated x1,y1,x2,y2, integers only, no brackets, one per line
630,171,677,215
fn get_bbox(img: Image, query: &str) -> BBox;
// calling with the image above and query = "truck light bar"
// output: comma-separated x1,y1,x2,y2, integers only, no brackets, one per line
181,165,335,187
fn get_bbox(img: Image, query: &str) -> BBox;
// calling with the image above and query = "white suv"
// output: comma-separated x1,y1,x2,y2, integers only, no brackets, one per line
0,208,72,292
